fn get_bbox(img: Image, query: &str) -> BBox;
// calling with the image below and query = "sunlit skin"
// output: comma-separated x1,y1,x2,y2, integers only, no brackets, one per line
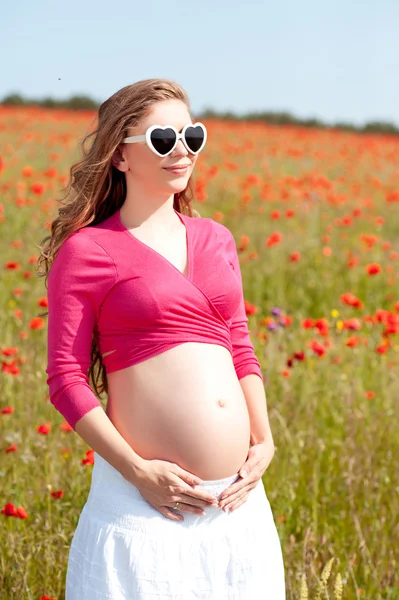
111,98,199,230
1,104,399,596
101,97,256,485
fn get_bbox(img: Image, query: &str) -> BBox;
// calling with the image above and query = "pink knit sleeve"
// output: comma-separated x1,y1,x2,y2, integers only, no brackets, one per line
222,226,264,382
45,232,116,430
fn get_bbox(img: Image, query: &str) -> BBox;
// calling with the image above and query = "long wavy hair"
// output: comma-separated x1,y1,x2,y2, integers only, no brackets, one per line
37,78,201,401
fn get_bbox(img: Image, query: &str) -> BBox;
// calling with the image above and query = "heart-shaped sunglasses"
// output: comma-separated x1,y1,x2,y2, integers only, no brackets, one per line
122,122,207,157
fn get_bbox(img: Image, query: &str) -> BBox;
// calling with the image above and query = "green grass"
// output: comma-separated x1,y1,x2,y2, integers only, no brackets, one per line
1,109,398,598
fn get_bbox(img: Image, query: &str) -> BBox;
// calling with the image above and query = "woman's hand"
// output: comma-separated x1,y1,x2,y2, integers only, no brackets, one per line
218,439,276,513
126,458,220,522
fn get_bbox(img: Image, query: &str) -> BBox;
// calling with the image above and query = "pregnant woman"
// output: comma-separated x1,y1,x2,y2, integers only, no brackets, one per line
41,78,286,599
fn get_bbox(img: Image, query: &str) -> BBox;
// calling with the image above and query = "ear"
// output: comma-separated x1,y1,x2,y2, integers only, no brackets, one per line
111,145,129,172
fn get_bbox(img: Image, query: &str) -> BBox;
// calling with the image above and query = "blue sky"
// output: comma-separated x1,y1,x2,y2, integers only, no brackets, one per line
2,0,398,126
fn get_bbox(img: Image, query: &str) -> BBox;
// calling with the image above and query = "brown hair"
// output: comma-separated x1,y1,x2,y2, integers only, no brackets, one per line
37,78,201,401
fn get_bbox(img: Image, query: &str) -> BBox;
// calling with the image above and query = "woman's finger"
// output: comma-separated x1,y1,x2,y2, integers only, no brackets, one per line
228,493,250,512
219,472,261,502
160,507,184,521
170,502,207,516
219,483,256,509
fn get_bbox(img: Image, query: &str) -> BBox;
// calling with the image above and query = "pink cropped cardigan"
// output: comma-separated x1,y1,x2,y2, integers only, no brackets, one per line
45,207,263,429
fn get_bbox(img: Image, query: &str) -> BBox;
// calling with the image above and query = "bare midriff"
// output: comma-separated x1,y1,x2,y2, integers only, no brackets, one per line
105,342,251,480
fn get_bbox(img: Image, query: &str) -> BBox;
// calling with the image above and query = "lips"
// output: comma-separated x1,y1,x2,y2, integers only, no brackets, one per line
165,165,190,170
164,165,190,173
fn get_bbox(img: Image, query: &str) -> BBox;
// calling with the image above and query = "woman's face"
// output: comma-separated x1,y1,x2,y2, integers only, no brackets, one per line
116,98,199,195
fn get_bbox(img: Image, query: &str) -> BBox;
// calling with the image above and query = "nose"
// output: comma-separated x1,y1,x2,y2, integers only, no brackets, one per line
172,139,189,156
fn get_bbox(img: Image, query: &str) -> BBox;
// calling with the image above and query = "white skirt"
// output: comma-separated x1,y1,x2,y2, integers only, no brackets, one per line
66,451,286,599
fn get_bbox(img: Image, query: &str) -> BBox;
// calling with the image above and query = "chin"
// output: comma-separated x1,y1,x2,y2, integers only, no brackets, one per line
165,180,189,192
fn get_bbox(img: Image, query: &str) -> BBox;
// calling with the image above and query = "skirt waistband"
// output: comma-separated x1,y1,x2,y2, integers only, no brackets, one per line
91,451,241,497
81,451,244,531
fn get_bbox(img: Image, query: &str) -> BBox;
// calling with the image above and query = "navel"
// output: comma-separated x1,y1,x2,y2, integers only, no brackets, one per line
217,397,226,408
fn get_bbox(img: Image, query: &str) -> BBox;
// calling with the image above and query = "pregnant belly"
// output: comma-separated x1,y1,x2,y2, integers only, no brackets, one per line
105,343,251,480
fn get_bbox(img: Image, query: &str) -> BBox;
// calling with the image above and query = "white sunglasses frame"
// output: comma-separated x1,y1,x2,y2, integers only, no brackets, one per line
122,122,207,157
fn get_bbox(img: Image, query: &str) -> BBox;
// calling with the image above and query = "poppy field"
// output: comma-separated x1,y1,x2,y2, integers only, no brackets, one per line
1,105,399,599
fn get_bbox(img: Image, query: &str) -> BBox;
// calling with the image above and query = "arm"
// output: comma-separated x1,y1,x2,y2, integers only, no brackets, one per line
45,232,145,482
74,406,146,482
239,374,274,447
223,226,274,447
223,226,263,382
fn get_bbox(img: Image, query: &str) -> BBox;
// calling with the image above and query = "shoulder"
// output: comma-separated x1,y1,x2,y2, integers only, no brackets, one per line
189,216,236,255
189,214,232,238
50,228,116,284
208,218,232,236
53,228,110,262
206,218,235,248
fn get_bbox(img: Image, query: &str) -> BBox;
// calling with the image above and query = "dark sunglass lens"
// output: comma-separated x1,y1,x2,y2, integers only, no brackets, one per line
150,128,176,155
184,125,205,153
